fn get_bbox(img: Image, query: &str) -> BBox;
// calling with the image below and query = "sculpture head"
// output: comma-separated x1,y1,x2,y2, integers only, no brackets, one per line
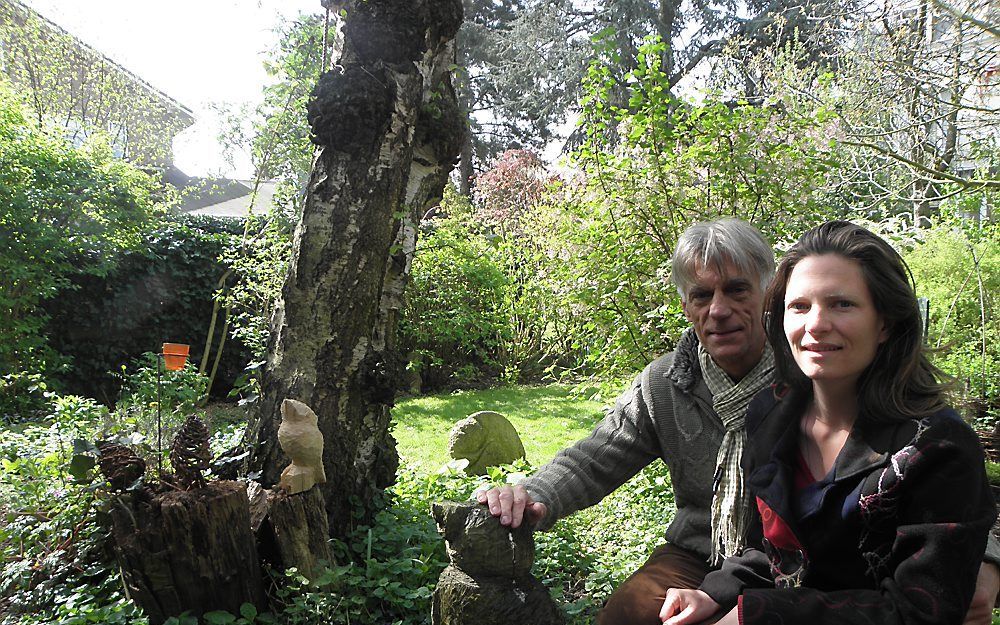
281,398,318,425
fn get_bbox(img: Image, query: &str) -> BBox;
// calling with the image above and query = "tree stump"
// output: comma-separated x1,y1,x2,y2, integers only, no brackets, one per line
249,482,332,581
431,501,563,625
109,480,264,625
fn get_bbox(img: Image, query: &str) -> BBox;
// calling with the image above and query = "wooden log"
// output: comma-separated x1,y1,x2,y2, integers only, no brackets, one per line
109,480,264,625
251,483,332,581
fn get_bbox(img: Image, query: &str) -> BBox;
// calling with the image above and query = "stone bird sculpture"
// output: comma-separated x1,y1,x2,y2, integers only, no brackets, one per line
278,399,327,495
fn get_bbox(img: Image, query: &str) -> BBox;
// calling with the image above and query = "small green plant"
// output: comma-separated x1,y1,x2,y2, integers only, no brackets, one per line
110,352,210,464
0,393,139,624
161,603,276,625
117,352,208,414
986,461,1000,487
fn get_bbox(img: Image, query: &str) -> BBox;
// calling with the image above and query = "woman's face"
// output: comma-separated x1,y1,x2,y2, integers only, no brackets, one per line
783,254,888,388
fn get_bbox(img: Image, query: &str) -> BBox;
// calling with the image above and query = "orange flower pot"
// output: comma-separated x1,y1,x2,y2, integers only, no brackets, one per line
162,343,190,371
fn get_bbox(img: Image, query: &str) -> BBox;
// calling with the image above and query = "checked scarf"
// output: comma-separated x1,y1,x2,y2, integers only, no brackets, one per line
699,341,774,564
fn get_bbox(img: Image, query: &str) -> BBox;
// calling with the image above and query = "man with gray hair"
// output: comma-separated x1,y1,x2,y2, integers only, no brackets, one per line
477,217,999,625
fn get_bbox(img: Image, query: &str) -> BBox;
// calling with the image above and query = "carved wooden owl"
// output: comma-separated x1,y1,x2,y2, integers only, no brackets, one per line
278,399,327,495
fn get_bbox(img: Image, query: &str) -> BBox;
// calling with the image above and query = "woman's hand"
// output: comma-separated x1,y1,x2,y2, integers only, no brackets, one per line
659,588,721,624
963,562,1000,625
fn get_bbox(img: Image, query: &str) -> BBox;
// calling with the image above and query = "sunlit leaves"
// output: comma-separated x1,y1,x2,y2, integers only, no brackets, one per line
0,83,159,416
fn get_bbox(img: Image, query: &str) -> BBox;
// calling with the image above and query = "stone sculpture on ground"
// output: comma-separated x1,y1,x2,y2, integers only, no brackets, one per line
278,399,327,495
447,411,526,475
431,501,563,625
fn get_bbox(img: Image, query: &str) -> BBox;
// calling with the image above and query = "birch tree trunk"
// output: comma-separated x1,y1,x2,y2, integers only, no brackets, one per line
243,0,464,537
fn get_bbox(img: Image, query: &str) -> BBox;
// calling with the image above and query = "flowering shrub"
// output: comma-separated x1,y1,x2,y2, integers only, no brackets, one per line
473,149,556,231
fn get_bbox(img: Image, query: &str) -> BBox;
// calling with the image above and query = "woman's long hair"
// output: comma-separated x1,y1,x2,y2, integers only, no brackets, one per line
764,221,947,421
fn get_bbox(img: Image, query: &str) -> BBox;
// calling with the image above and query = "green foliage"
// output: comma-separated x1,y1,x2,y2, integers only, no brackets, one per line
400,188,509,389
117,353,208,418
403,171,592,388
42,214,253,404
251,454,670,625
0,80,160,418
219,209,294,369
188,604,276,625
0,372,50,425
559,35,843,379
985,462,1000,487
0,389,251,624
471,153,594,383
901,215,1000,426
0,394,144,624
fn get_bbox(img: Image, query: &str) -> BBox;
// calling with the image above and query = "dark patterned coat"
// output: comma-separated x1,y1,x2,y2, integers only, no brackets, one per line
700,385,997,625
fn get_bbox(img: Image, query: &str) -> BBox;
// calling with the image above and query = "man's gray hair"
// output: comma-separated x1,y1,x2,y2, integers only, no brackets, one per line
672,218,775,299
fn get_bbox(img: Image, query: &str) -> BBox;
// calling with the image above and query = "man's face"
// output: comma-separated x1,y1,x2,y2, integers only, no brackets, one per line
681,260,767,381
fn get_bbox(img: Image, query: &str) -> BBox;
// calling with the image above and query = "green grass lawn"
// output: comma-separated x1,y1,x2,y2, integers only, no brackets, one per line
392,383,608,473
390,382,673,624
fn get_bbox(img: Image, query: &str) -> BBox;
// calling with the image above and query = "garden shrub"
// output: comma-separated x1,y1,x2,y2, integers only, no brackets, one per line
0,81,159,419
902,216,1000,427
42,214,254,405
402,178,594,390
400,189,509,390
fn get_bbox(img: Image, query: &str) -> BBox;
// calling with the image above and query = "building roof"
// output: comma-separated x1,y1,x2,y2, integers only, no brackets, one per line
172,171,279,218
2,0,195,126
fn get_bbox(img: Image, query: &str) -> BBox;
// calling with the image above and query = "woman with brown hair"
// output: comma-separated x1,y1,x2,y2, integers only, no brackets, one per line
659,220,996,625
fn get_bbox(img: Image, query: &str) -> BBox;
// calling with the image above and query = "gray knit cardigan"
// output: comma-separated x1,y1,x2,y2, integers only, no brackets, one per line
523,329,724,560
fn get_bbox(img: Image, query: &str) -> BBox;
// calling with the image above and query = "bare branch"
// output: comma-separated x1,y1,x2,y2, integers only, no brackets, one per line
840,139,1000,188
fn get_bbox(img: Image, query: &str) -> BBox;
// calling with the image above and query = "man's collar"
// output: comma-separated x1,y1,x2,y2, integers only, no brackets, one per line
669,327,771,392
666,328,702,391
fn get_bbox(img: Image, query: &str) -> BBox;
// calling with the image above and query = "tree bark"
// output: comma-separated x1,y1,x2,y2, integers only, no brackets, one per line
243,0,465,538
455,33,475,197
251,484,332,582
110,481,264,625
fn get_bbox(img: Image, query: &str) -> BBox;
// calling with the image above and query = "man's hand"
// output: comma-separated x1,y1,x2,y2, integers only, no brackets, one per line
659,588,725,625
474,484,547,528
964,562,1000,625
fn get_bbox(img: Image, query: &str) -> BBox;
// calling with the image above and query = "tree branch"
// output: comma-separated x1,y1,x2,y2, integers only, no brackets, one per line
931,0,1000,39
840,139,1000,188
